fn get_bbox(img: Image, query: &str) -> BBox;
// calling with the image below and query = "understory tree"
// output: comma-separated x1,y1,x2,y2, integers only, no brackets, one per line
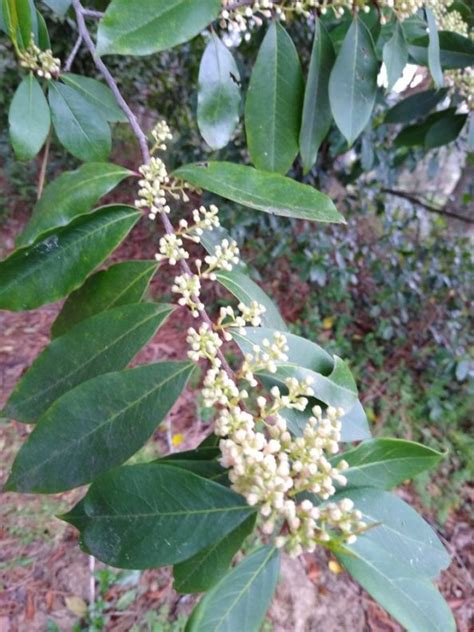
1,1,473,630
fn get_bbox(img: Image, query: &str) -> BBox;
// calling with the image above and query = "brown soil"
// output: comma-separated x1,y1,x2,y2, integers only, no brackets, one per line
1,206,473,632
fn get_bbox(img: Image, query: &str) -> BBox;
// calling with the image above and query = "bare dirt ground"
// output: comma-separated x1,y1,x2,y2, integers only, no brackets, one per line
1,204,473,632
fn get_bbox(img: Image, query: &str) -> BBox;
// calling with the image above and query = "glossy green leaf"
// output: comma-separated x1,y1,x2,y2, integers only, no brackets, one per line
408,31,474,70
17,162,133,247
215,270,287,331
62,464,256,569
332,438,444,489
336,488,451,579
329,17,378,145
174,162,344,224
245,22,303,174
48,81,111,162
9,74,50,161
13,0,32,47
36,10,50,49
426,8,444,88
42,0,71,17
3,302,172,423
6,362,193,493
234,327,359,411
394,108,455,147
61,73,127,123
186,546,280,632
383,21,408,91
336,489,454,631
97,0,221,56
197,33,240,150
173,514,256,594
52,260,158,337
300,17,335,173
425,112,467,148
384,88,448,124
0,205,139,312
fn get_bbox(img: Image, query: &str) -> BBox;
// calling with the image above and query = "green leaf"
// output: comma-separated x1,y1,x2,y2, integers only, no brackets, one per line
97,0,221,56
3,302,173,423
329,17,378,145
14,0,32,47
336,488,451,579
245,22,303,174
408,31,474,69
299,17,335,174
197,33,241,151
215,270,287,331
36,10,50,49
186,546,280,632
332,438,444,489
234,327,358,410
9,74,50,161
0,205,139,312
394,108,456,148
383,21,408,91
426,8,444,88
16,162,133,248
174,162,344,224
48,81,111,162
62,464,256,569
51,260,158,337
425,112,467,148
336,489,454,631
61,73,127,123
173,514,256,594
42,0,71,17
384,88,448,124
6,361,194,493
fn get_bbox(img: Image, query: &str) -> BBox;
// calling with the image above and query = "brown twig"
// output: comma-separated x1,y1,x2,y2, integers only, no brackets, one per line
382,188,473,224
37,133,51,200
71,0,236,378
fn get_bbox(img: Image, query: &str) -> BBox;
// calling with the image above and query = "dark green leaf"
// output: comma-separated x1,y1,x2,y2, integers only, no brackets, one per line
245,22,303,174
173,515,256,594
332,438,444,489
197,33,240,150
9,74,50,161
408,31,474,70
426,8,444,88
17,162,133,247
336,489,454,631
36,10,50,49
62,464,256,569
61,73,127,123
174,162,344,224
383,21,408,91
3,302,173,422
300,17,335,173
0,205,139,312
394,108,456,147
186,546,280,632
48,81,111,162
6,362,194,493
384,88,448,123
15,0,32,47
97,0,221,56
329,17,378,145
425,112,467,148
215,270,287,331
160,458,226,482
42,0,71,17
51,260,158,337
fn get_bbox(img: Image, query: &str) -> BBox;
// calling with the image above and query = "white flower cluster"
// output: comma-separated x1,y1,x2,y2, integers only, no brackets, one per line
447,67,473,109
18,38,60,79
135,157,171,219
133,118,364,556
219,0,468,43
151,120,173,152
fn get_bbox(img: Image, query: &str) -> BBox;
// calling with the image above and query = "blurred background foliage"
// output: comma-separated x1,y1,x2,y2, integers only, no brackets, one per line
0,5,472,522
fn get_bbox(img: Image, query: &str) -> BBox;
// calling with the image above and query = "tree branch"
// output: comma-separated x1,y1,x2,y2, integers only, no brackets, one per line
382,188,474,224
71,0,236,378
63,34,83,72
